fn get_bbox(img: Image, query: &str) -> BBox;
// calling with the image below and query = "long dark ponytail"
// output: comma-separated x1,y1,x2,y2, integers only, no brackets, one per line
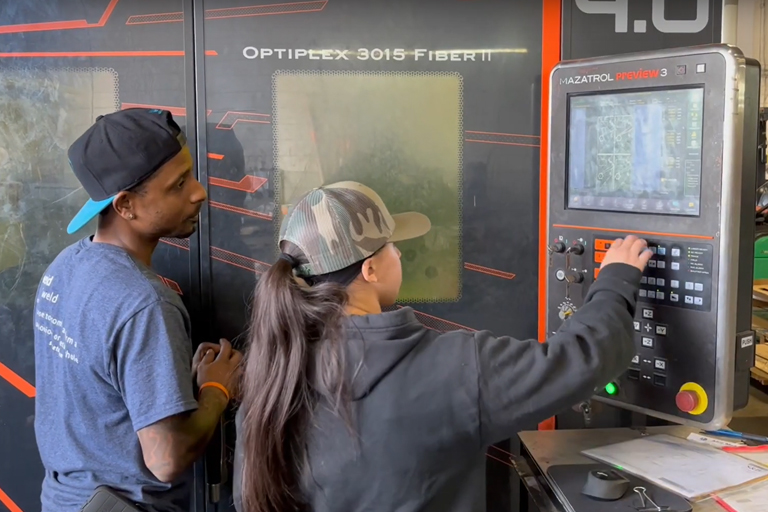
239,241,352,512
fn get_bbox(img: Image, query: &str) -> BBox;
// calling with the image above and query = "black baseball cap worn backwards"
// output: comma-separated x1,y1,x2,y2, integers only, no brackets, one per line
66,108,187,234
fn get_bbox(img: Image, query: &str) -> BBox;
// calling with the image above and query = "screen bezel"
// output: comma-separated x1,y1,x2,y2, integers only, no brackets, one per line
564,84,706,218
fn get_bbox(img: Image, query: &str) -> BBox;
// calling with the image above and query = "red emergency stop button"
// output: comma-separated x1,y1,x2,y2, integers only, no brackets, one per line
676,390,699,413
676,382,708,415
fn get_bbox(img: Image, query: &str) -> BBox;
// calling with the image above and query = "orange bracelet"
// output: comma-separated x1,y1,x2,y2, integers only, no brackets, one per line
199,382,230,402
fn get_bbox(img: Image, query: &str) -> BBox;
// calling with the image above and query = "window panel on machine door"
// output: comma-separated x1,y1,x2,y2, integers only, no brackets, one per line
0,0,192,510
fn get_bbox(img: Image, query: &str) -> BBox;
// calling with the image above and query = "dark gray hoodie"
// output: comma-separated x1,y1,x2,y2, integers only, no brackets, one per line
233,262,641,511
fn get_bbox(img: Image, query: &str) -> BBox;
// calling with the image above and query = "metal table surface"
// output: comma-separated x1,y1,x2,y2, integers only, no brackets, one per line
514,426,727,512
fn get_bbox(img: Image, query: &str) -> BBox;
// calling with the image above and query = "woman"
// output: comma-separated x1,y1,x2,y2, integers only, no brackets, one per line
234,180,651,512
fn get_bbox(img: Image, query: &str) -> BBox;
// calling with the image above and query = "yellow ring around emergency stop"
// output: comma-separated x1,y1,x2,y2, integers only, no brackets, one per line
679,382,708,415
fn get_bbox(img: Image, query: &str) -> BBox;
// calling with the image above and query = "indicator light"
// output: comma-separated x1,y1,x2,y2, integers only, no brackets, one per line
605,382,619,396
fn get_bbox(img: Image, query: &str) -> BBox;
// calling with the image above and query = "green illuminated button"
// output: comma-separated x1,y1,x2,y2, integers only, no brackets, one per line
605,382,619,395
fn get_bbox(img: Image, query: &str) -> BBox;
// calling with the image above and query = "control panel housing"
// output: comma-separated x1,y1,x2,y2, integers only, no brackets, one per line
546,45,760,429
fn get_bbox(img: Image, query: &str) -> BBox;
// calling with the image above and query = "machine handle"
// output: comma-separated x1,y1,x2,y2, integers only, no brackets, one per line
205,417,226,504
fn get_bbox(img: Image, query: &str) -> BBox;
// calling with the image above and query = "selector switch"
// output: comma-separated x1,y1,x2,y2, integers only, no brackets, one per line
550,242,566,254
568,243,585,255
565,272,584,284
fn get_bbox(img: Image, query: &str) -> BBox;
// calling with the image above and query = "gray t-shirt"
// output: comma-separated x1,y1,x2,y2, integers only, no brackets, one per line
33,237,199,512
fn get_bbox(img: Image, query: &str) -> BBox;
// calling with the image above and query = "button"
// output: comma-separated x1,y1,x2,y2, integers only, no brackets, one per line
641,276,648,284
639,290,647,297
694,283,703,292
648,277,656,285
657,247,667,256
649,260,657,268
654,358,667,371
642,309,654,319
654,374,667,387
685,295,694,304
676,390,699,413
656,325,667,336
634,321,641,332
604,381,620,396
676,65,687,75
671,262,680,271
656,291,665,300
594,268,600,279
685,282,694,290
671,280,679,288
657,278,665,286
631,354,640,364
648,291,656,299
671,248,681,257
594,251,606,263
650,246,657,254
696,63,706,73
555,270,566,281
628,369,640,380
642,337,654,348
670,292,679,302
694,297,703,306
595,239,613,251
657,261,666,269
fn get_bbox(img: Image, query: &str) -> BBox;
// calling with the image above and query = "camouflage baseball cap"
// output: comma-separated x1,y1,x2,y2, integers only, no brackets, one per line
279,181,431,277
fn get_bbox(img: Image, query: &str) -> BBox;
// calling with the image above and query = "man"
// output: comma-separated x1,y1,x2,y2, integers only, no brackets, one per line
33,108,242,512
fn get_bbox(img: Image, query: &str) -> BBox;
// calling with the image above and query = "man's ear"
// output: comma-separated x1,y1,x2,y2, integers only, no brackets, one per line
111,191,135,220
361,258,378,284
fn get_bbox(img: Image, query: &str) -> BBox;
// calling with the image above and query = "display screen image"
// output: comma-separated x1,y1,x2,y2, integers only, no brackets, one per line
567,87,704,216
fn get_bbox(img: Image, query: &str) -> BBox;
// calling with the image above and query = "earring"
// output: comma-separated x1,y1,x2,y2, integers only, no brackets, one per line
128,213,135,220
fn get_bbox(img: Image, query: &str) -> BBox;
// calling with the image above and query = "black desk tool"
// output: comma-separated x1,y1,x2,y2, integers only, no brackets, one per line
582,469,630,500
546,464,692,512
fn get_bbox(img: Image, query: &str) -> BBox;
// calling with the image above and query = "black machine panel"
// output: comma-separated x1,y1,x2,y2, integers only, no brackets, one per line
0,0,545,510
547,45,760,429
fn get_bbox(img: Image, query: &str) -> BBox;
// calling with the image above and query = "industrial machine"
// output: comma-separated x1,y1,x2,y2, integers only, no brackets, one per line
546,44,761,430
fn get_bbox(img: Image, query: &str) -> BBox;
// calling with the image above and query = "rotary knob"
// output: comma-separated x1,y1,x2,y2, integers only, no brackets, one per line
558,301,576,320
568,243,585,255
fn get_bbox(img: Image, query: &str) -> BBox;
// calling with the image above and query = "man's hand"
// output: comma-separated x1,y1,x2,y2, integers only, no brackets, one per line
137,337,240,484
191,342,221,380
196,339,243,400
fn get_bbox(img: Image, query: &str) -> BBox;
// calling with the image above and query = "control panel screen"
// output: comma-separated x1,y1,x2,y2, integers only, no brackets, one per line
566,87,704,216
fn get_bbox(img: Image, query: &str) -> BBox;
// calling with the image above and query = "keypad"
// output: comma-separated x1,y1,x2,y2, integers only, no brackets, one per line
626,319,668,387
592,237,713,313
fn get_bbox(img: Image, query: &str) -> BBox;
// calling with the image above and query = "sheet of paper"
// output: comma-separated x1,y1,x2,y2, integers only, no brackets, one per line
582,434,768,499
725,449,768,469
715,480,768,512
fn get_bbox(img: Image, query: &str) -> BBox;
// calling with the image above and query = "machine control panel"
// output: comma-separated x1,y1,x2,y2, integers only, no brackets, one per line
593,238,714,311
546,45,759,429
